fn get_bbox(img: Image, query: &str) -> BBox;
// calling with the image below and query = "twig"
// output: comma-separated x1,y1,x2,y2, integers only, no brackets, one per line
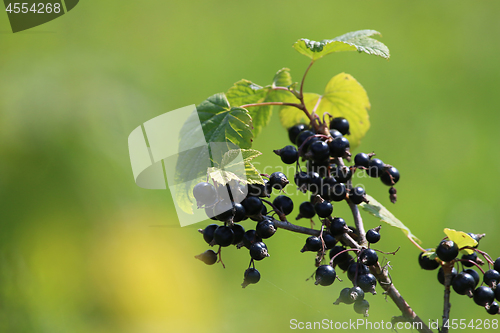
440,263,453,333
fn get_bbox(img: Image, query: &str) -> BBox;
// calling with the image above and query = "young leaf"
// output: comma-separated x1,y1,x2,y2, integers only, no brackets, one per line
279,73,370,150
226,80,271,137
360,194,421,244
293,30,390,61
444,228,478,255
218,148,264,185
226,69,298,137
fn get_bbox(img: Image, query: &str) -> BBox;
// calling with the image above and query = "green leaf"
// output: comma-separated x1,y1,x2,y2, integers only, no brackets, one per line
226,69,299,137
360,194,421,244
279,73,370,150
174,93,254,213
293,29,390,61
197,93,253,149
272,67,293,88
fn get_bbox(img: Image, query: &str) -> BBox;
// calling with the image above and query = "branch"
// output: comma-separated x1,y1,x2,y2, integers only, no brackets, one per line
440,263,453,333
347,198,367,247
271,218,434,333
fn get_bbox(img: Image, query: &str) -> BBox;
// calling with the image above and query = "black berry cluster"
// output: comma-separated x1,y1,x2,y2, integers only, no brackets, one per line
418,233,500,315
193,171,296,287
193,117,398,315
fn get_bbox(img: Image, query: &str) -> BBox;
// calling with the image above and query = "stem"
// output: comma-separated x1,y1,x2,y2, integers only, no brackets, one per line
300,60,314,100
298,60,318,130
441,263,453,333
347,198,367,247
456,259,486,274
240,101,304,110
336,156,368,247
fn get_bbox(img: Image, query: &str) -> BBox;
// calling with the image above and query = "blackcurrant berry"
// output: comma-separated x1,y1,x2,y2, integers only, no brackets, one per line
249,241,269,261
213,226,234,247
195,249,218,265
301,236,322,253
231,224,245,244
350,286,365,302
329,183,347,202
496,285,500,302
360,248,378,266
335,288,355,305
295,130,316,148
473,286,495,306
418,252,440,270
193,182,218,208
273,195,294,215
307,140,330,162
242,196,263,216
330,117,350,135
334,165,352,183
338,257,355,271
248,180,271,197
367,158,384,178
435,240,459,262
347,262,370,282
366,228,381,244
250,204,268,222
276,145,299,164
357,273,377,294
487,302,500,315
233,202,247,222
307,172,323,195
288,124,307,145
438,267,457,285
354,153,370,168
205,206,218,220
294,171,310,188
256,218,276,239
329,129,343,139
483,269,500,289
353,299,370,317
349,187,366,205
242,268,261,288
452,271,476,296
213,200,236,221
242,230,262,249
329,246,351,265
202,224,218,245
461,252,478,267
329,217,347,236
306,160,329,177
315,265,337,286
495,257,500,273
269,171,289,190
296,201,316,220
380,166,400,186
314,201,333,218
464,269,480,287
323,233,337,249
328,137,350,158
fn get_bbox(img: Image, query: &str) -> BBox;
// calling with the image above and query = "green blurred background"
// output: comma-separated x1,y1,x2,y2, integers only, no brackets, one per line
1,1,500,332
